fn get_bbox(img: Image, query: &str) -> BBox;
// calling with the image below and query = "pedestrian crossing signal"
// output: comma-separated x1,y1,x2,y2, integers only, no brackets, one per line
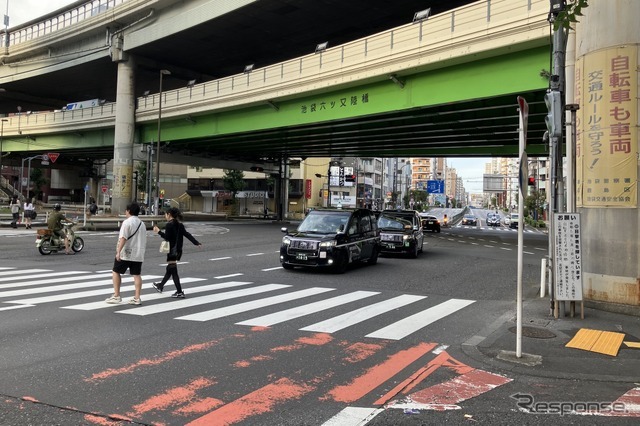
528,177,535,186
345,174,356,182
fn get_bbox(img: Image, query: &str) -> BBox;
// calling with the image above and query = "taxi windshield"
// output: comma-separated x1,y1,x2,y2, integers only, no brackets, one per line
298,212,350,234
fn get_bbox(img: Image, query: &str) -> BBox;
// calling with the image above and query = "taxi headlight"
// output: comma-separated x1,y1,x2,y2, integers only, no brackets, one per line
319,240,337,247
282,236,291,245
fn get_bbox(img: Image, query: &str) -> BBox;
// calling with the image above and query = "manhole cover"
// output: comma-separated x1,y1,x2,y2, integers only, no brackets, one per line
508,326,556,339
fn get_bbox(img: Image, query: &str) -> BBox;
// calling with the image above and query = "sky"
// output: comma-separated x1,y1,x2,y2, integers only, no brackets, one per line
5,0,76,28
5,1,490,192
448,158,489,194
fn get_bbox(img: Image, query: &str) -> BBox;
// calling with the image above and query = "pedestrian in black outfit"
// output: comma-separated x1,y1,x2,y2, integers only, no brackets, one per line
152,207,202,298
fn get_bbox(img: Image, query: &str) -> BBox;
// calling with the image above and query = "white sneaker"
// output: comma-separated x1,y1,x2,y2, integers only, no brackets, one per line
128,297,141,305
105,294,122,304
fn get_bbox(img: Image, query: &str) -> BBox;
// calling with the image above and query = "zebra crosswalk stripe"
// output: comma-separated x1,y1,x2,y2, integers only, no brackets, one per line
299,294,426,334
0,272,113,290
365,298,476,340
4,275,162,304
60,278,210,311
117,284,291,317
0,268,52,278
175,287,336,322
236,290,380,327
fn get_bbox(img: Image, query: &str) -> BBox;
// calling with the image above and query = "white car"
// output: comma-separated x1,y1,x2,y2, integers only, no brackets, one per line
508,213,520,229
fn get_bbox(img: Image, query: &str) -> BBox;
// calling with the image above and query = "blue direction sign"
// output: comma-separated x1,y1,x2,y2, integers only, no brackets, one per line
426,180,445,194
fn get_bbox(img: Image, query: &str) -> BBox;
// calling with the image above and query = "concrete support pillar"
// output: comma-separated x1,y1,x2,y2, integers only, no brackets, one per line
575,0,640,313
111,57,136,215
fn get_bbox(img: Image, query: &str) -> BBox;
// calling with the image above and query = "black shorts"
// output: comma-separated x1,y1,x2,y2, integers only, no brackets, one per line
113,258,143,275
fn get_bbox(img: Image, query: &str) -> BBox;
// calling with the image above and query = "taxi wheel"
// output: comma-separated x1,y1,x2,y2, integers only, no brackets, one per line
333,254,348,274
368,248,379,265
410,243,419,259
282,262,294,270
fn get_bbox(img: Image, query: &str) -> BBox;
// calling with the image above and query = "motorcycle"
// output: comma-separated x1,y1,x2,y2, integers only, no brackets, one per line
36,222,84,255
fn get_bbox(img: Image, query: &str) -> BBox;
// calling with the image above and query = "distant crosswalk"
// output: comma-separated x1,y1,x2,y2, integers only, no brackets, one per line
0,267,475,341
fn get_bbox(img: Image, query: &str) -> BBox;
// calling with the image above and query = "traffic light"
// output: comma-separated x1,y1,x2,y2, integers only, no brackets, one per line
345,174,356,182
528,176,535,186
544,90,562,138
249,166,264,172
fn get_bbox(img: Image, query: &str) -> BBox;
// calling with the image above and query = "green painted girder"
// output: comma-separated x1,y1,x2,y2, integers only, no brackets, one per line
139,46,550,159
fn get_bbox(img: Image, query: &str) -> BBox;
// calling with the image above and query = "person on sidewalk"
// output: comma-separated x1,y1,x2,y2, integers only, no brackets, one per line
106,202,147,305
9,196,20,228
23,199,35,229
152,207,202,298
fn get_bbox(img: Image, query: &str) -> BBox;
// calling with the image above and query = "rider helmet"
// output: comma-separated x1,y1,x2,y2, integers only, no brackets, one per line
54,203,61,211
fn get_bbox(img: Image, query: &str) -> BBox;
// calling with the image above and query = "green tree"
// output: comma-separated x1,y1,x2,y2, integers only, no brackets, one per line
135,161,150,201
525,190,546,221
30,168,47,200
223,169,247,214
553,0,588,30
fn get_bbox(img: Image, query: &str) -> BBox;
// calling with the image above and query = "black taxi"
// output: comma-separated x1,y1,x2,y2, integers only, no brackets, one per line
280,208,380,273
377,209,424,258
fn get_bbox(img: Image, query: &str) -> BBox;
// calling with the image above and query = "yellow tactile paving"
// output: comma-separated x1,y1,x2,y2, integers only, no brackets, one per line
566,328,601,351
624,341,640,349
590,331,625,356
566,328,625,356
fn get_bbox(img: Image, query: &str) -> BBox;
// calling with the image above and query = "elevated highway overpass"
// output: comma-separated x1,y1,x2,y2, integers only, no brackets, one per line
0,0,551,169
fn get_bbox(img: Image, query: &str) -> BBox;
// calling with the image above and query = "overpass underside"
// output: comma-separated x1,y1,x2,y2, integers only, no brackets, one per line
139,47,550,164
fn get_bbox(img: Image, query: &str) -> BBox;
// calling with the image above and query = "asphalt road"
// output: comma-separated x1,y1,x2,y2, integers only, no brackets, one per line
0,218,634,425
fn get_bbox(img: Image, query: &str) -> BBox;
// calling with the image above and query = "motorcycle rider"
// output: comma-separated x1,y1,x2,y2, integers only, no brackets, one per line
47,203,72,254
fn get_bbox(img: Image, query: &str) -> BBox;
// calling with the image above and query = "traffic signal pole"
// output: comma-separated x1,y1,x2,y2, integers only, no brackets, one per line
546,5,568,318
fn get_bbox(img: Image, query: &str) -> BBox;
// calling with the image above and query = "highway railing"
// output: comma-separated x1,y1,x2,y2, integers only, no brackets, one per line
3,0,550,139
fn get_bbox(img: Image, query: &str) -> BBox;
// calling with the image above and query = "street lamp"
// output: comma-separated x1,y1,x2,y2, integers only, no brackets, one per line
0,118,7,190
154,69,171,214
17,106,21,134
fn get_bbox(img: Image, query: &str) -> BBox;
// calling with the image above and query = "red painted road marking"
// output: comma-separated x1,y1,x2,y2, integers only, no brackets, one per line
85,340,221,382
380,351,512,410
323,342,437,403
127,377,216,417
595,387,640,417
185,377,315,426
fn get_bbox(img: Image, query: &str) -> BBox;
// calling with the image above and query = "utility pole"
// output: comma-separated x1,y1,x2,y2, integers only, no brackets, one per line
546,1,568,317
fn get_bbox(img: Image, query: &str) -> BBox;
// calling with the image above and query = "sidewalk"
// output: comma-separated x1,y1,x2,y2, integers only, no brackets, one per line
462,296,640,383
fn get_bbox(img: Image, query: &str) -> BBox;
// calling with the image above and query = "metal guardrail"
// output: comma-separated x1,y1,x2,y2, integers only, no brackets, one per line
3,0,549,138
2,0,131,47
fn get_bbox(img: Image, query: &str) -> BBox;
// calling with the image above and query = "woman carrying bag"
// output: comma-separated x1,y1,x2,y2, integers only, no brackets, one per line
152,207,202,298
24,199,35,229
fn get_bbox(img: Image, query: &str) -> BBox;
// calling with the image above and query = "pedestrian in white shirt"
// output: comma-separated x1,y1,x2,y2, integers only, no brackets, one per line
105,202,147,305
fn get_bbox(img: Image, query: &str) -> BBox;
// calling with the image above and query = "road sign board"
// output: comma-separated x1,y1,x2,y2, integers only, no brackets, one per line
426,180,444,194
518,152,528,198
101,185,108,193
47,153,60,163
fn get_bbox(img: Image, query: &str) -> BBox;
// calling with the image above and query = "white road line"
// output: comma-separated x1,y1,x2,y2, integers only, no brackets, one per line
484,245,494,248
300,294,426,334
322,407,383,426
262,267,283,271
237,291,379,327
215,273,243,279
176,287,335,322
0,304,35,311
470,242,479,245
500,247,512,251
365,298,476,340
0,269,52,277
4,275,164,303
118,284,290,316
209,257,231,261
524,251,535,255
246,253,264,257
0,272,113,290
62,280,245,310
